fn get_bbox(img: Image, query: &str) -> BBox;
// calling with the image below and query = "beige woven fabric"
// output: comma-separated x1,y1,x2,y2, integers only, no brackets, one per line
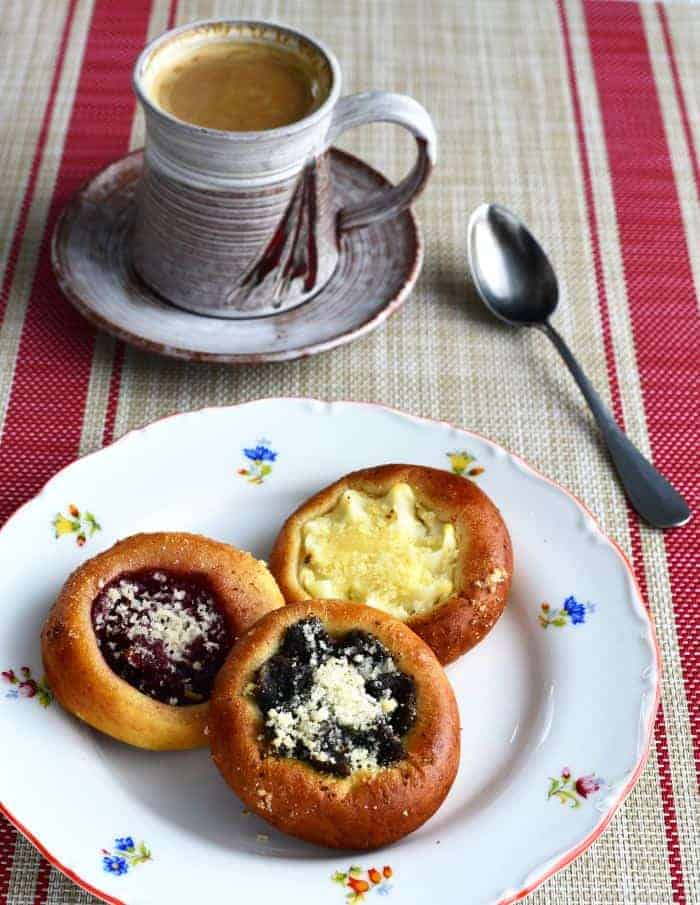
0,0,698,902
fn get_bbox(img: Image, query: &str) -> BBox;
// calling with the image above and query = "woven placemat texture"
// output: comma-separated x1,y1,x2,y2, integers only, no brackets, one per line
0,0,697,902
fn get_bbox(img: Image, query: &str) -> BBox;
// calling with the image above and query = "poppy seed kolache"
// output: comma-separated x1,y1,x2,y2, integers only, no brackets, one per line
41,532,284,750
208,600,460,850
269,464,513,664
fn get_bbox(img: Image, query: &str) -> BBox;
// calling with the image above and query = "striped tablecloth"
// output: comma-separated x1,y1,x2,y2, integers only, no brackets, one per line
0,1,697,902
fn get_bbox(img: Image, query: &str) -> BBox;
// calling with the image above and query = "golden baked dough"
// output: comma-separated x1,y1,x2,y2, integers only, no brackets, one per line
269,464,513,664
208,599,460,849
41,532,284,750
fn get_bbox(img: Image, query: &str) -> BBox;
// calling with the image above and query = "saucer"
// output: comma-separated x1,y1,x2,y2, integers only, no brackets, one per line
51,150,422,363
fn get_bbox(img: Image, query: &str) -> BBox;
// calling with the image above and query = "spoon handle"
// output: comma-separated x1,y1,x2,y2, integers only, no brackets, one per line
540,322,691,528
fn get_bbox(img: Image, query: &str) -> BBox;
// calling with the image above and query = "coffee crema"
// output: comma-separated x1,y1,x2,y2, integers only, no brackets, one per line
149,40,319,132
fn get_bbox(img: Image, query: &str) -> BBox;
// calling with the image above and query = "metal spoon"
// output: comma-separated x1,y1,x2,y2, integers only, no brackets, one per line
467,202,690,529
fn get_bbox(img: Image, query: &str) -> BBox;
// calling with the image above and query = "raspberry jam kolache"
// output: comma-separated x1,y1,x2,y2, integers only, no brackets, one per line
209,600,460,850
91,570,230,706
42,532,284,750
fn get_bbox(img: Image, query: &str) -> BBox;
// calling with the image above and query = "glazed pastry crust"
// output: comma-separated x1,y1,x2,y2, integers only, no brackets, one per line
208,599,460,850
41,532,284,750
269,464,513,664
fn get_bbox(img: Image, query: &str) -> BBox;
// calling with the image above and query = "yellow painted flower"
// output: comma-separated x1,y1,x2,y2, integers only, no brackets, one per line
447,450,474,475
52,514,78,537
52,506,101,545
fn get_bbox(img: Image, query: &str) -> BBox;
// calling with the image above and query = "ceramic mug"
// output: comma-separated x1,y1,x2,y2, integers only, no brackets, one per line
131,19,436,319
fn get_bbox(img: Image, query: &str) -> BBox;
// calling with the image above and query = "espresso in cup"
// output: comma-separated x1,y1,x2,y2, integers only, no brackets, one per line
149,40,324,132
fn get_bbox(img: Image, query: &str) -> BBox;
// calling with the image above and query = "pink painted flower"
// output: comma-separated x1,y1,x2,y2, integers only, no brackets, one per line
561,767,571,780
575,774,600,798
18,680,37,698
2,669,16,683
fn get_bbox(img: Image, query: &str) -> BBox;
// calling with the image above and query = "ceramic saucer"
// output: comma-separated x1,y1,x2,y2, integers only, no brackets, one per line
51,150,421,363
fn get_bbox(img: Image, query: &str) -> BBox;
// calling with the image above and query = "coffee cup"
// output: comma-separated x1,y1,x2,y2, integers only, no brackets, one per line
132,19,436,319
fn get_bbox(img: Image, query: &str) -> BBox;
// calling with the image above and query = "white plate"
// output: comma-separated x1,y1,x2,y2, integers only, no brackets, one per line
0,399,658,905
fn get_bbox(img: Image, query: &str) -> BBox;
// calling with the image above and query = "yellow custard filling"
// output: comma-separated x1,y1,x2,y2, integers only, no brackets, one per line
299,483,458,619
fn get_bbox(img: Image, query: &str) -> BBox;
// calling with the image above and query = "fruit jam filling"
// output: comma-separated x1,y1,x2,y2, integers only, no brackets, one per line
92,570,230,706
252,617,417,776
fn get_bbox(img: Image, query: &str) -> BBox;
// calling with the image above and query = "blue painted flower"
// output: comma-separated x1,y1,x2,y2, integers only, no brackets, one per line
563,596,586,625
243,444,277,463
114,837,134,852
103,855,128,875
377,884,393,896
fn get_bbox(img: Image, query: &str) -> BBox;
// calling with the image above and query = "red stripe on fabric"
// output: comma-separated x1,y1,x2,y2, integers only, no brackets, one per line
0,0,152,889
559,2,687,902
0,813,53,905
0,6,79,900
0,0,153,528
0,818,17,905
167,0,178,29
0,0,78,323
657,3,700,199
30,856,52,905
585,0,700,758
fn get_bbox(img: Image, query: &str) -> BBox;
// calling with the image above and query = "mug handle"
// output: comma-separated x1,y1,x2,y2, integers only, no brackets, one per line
326,90,437,232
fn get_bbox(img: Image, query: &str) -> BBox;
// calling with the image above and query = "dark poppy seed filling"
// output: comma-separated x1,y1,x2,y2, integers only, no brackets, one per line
252,617,417,776
91,569,230,706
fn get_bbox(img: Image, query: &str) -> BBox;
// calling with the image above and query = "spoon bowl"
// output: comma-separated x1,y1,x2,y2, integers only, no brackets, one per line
467,203,558,325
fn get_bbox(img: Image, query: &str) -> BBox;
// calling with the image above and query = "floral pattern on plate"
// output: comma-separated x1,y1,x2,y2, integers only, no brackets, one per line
101,837,152,875
332,865,393,902
539,596,595,628
2,666,52,707
237,439,277,485
447,450,484,477
547,768,604,809
52,504,101,546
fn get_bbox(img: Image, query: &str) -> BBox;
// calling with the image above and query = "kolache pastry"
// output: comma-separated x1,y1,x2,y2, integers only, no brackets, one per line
269,464,513,665
41,532,284,750
208,600,459,849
